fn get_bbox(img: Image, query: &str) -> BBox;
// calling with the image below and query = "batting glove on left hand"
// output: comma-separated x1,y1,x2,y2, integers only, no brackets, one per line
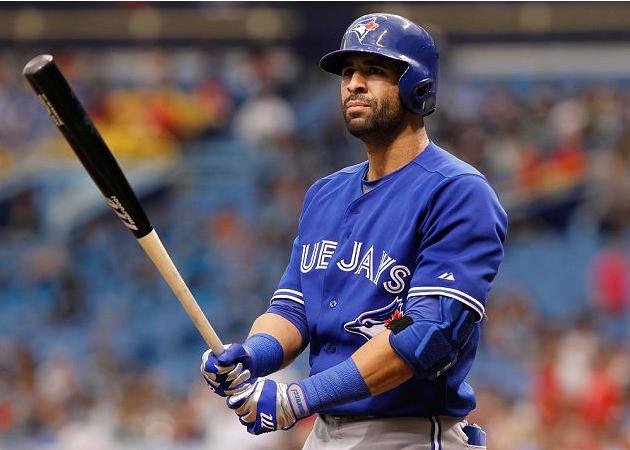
201,344,257,397
226,378,311,435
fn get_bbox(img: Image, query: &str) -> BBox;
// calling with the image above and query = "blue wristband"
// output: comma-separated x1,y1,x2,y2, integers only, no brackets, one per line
243,333,284,377
298,358,370,413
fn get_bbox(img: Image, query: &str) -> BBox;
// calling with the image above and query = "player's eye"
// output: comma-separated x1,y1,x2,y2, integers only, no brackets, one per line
367,66,385,75
341,67,355,78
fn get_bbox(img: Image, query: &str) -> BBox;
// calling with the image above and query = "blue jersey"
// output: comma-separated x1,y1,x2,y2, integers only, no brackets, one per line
267,142,507,418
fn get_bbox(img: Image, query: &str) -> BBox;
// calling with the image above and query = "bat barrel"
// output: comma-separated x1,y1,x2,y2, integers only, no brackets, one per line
23,54,54,77
23,53,223,353
23,54,153,239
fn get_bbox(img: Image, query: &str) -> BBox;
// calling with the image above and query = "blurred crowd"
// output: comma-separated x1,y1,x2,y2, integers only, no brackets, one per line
0,45,629,449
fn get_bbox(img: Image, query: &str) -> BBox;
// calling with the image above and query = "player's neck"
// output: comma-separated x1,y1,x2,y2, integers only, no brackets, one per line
363,125,429,182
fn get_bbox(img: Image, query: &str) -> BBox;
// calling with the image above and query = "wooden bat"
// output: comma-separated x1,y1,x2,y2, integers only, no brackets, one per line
23,54,224,355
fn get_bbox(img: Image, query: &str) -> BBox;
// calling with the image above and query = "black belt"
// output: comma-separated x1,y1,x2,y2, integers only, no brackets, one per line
319,414,381,424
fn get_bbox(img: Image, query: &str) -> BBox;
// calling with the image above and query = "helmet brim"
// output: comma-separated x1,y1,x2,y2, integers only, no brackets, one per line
319,48,407,75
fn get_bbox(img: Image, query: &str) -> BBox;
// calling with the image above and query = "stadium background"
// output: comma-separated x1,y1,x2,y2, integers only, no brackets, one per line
0,2,629,449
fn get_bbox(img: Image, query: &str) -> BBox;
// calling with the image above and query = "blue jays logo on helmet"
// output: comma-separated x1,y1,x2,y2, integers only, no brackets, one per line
350,16,380,43
344,296,403,341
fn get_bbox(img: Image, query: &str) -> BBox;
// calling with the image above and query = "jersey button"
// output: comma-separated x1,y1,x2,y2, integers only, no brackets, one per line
329,299,337,308
324,343,336,353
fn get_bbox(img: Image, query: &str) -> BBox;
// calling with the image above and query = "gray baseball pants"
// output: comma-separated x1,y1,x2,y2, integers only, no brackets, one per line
302,415,486,450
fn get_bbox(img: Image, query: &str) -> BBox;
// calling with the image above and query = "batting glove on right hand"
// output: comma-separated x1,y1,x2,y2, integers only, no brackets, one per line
201,344,257,397
227,378,311,435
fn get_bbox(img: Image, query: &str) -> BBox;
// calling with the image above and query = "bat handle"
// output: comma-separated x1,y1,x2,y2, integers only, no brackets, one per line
137,230,224,355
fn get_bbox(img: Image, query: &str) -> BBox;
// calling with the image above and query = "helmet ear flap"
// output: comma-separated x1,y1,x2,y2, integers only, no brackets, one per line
399,75,436,116
414,79,436,116
414,79,432,101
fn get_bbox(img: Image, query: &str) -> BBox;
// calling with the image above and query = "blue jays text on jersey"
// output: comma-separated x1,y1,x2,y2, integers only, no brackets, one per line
267,142,508,418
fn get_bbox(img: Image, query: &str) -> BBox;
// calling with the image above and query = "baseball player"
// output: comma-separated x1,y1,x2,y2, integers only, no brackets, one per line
201,13,507,450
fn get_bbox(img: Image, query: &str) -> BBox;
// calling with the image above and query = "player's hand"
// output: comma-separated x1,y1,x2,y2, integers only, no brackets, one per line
226,378,311,435
200,344,257,397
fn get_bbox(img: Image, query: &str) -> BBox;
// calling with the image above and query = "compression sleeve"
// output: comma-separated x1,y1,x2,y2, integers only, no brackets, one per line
296,358,371,413
243,333,284,377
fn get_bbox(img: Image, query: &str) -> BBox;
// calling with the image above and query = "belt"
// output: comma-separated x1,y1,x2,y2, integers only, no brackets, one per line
320,414,468,426
319,414,382,424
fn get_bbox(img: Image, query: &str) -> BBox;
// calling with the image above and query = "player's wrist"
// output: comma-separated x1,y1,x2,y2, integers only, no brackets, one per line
297,358,370,413
243,333,284,377
285,383,311,420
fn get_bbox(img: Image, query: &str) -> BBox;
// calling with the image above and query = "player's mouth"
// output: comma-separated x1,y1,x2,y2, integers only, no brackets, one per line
345,101,372,117
345,101,370,111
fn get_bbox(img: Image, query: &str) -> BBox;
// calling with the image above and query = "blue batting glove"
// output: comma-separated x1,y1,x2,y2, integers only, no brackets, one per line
200,343,257,397
226,378,311,435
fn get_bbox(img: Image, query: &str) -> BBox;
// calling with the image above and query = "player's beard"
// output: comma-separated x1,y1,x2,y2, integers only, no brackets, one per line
343,94,405,144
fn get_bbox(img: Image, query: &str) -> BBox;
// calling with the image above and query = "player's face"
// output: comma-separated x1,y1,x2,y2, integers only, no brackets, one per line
340,55,406,142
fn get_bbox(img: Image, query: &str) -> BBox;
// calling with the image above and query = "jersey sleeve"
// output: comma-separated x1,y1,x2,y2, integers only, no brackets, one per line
269,236,305,306
267,236,309,341
265,179,330,342
407,175,508,320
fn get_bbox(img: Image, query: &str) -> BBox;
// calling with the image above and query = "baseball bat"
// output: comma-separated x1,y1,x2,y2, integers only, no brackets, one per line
23,54,224,355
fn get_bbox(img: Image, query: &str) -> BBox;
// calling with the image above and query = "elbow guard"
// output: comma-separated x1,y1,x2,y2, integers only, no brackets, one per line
388,296,477,380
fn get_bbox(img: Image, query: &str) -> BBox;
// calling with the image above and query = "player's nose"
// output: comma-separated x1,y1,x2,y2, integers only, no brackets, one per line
345,71,368,94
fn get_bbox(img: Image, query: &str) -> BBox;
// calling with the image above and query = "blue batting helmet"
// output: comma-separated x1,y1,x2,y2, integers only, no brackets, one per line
320,13,439,117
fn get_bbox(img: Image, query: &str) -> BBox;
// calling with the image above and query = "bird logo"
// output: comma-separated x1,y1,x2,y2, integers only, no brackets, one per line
343,296,403,340
350,17,380,43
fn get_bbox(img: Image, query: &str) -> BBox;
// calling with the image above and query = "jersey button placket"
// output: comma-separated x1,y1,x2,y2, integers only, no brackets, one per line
341,207,359,240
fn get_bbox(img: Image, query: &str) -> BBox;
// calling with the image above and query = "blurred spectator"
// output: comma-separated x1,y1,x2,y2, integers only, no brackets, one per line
594,132,630,232
233,91,296,147
589,239,630,315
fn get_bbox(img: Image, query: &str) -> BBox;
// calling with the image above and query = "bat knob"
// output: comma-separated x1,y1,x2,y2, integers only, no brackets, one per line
23,54,54,76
